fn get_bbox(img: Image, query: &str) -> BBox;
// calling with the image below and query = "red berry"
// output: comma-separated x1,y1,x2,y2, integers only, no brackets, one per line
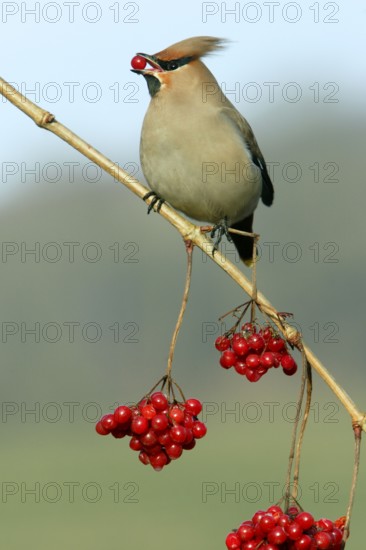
334,516,346,530
242,539,261,549
283,364,298,376
288,506,300,516
183,413,194,428
170,425,187,443
331,528,343,545
95,420,109,435
242,322,256,334
165,443,183,460
294,534,313,550
245,354,261,369
285,521,303,540
257,365,268,376
252,510,267,524
281,353,296,370
192,421,207,439
185,398,202,416
149,451,168,471
225,532,241,549
272,353,282,367
138,398,148,411
151,413,169,432
259,514,276,533
234,359,247,375
157,429,172,446
131,55,147,70
184,428,194,445
267,526,287,545
232,337,249,356
248,333,265,352
215,335,231,351
245,368,262,382
141,404,157,419
220,350,237,368
147,443,162,456
139,428,158,447
268,337,286,352
254,522,266,540
260,352,276,368
266,505,283,520
114,405,132,425
316,518,334,532
129,436,142,451
237,523,255,542
278,514,291,529
260,326,273,341
138,451,150,465
101,414,117,432
131,415,149,435
296,512,314,530
169,406,185,424
314,531,332,549
150,392,169,411
111,427,127,438
183,439,196,450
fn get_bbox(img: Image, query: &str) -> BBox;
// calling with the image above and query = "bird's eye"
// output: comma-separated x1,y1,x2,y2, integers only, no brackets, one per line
167,61,178,71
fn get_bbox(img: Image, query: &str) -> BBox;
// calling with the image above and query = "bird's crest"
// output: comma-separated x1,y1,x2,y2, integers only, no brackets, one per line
154,36,227,61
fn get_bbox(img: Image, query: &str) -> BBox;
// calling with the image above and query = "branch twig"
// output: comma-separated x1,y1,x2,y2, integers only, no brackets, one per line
1,76,365,431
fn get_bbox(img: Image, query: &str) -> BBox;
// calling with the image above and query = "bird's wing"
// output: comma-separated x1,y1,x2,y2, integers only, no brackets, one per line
221,106,274,207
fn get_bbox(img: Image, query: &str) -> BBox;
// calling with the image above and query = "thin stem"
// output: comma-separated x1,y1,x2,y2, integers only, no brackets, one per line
292,356,313,500
341,425,362,548
218,302,247,322
143,375,167,399
1,76,365,431
284,349,308,510
250,235,258,322
172,380,186,403
166,240,193,377
219,301,253,335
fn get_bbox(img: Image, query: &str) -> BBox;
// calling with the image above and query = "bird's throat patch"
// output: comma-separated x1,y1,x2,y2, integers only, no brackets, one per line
143,74,161,97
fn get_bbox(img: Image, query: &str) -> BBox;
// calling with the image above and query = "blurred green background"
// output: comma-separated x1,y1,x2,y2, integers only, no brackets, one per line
1,1,365,548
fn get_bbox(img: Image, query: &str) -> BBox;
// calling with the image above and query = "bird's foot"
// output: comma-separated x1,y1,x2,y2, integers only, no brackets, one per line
143,191,165,214
210,217,232,256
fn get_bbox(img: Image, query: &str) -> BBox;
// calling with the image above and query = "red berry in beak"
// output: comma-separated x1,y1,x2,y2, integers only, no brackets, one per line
131,55,147,70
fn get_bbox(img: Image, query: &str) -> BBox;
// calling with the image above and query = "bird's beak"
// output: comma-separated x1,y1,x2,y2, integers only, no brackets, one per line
130,53,164,75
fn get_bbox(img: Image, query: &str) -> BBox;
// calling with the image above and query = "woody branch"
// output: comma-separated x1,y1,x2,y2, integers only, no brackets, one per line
1,76,365,432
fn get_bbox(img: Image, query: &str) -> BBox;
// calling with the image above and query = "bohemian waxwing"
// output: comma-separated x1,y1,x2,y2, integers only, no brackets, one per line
131,36,274,264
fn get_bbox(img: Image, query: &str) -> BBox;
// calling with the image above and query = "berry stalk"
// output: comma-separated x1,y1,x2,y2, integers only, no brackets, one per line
166,240,193,377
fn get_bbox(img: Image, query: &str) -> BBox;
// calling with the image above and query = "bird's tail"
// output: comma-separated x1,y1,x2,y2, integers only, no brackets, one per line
230,214,255,267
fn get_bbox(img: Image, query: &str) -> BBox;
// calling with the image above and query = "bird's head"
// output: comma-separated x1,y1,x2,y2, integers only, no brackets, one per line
131,36,226,98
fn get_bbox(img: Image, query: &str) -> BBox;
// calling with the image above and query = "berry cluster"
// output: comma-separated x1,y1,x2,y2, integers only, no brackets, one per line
215,323,297,382
95,392,207,471
225,505,345,550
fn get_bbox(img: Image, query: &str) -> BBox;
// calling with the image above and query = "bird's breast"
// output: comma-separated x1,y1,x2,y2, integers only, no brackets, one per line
140,102,262,224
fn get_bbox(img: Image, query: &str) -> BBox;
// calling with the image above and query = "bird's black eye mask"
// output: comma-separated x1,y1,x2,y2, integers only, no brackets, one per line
155,56,194,71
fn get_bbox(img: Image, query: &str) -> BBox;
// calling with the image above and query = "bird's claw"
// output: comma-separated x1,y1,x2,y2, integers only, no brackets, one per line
143,191,165,214
210,217,232,256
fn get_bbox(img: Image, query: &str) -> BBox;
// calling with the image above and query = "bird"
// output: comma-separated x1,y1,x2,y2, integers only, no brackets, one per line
131,36,274,265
